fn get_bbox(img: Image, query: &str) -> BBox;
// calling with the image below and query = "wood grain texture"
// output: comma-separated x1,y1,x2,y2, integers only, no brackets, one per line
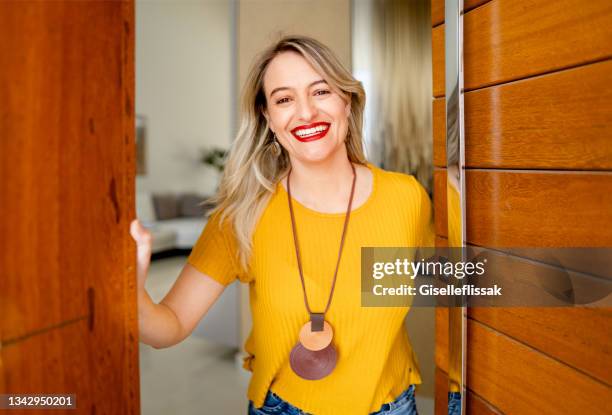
432,98,446,168
433,60,612,169
430,0,444,27
431,0,492,27
434,235,612,385
432,1,612,411
0,1,139,413
465,60,612,169
463,247,611,308
434,367,447,415
120,2,140,413
435,307,449,372
433,169,448,238
1,321,92,412
469,307,612,386
432,0,612,96
0,2,88,340
466,389,504,415
466,170,612,247
433,236,612,389
431,24,444,97
435,367,503,415
435,235,448,248
467,318,612,414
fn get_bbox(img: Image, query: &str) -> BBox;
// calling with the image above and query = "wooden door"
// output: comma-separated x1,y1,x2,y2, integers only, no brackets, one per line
431,0,612,413
0,1,139,413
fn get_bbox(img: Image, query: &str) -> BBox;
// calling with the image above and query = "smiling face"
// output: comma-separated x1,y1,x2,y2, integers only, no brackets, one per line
262,51,351,164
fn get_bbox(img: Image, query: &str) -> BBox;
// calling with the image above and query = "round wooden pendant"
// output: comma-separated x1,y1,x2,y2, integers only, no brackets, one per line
289,342,337,380
298,320,333,351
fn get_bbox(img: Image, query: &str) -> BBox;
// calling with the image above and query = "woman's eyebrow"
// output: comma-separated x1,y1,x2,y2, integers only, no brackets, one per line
269,79,328,98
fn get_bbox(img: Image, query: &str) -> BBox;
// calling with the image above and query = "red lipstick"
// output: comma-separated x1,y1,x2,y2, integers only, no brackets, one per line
290,122,331,142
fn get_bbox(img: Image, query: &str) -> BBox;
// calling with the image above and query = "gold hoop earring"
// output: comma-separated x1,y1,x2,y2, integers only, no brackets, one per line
269,133,282,157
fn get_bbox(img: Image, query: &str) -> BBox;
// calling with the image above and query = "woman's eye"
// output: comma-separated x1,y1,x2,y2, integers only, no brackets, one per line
276,97,290,104
315,89,331,96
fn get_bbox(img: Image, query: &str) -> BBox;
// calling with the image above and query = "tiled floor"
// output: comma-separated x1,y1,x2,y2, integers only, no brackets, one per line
140,255,249,414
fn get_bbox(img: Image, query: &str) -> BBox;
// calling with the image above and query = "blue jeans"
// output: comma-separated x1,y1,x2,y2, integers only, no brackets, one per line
448,392,461,415
248,384,418,415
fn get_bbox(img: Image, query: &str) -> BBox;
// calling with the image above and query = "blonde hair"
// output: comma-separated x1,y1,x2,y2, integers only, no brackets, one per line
206,35,367,271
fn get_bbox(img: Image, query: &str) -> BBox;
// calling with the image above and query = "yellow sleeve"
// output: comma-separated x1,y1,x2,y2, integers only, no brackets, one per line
187,211,246,286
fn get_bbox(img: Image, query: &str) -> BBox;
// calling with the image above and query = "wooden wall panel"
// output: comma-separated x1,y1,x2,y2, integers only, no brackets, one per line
434,229,611,384
435,236,448,248
464,60,612,169
431,24,445,97
469,307,612,386
431,0,492,27
432,0,612,96
465,389,503,415
435,307,449,373
466,170,612,247
431,0,443,27
435,367,503,415
0,3,89,341
432,1,612,412
1,321,91,412
432,98,445,168
434,367,448,415
433,60,612,169
0,1,139,413
467,319,612,415
432,170,612,410
433,169,447,238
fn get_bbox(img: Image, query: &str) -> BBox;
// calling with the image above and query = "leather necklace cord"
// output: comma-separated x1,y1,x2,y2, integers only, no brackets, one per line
286,162,357,316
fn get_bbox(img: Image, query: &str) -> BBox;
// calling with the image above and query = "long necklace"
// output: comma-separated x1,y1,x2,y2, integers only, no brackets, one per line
287,162,357,380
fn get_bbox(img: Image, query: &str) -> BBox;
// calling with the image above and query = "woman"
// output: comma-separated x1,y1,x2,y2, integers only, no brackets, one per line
132,35,433,415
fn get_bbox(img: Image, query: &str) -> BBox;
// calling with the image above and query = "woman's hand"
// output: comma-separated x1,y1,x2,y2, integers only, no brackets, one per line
128,218,226,349
130,219,152,293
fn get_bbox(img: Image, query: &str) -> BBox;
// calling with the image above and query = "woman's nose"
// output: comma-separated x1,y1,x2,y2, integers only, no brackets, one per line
296,95,318,122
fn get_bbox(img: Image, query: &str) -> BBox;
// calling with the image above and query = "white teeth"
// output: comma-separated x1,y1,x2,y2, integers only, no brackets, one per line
295,125,328,137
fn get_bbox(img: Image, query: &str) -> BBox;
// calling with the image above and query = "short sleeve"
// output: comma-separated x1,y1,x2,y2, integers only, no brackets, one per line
187,211,246,286
413,177,435,247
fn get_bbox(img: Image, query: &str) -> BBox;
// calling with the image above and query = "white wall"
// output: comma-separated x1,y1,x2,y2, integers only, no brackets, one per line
136,0,234,195
237,0,352,89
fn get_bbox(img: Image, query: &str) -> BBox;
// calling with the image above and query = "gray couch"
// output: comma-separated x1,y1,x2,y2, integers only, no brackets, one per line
136,191,210,254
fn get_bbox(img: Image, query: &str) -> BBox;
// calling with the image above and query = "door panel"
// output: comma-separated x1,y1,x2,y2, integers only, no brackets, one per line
434,368,502,415
434,60,612,169
467,319,611,415
0,1,139,413
432,0,612,413
433,170,612,247
1,322,92,410
432,0,612,96
431,0,491,26
465,170,612,247
469,307,612,385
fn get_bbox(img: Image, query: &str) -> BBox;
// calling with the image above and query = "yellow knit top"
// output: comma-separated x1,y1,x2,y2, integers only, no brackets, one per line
187,163,434,415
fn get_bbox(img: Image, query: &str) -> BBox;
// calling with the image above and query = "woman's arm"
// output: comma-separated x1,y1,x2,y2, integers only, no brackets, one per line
131,220,226,349
138,264,225,349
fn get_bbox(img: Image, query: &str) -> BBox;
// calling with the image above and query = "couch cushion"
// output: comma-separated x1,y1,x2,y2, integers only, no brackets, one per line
179,193,208,217
153,194,179,220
